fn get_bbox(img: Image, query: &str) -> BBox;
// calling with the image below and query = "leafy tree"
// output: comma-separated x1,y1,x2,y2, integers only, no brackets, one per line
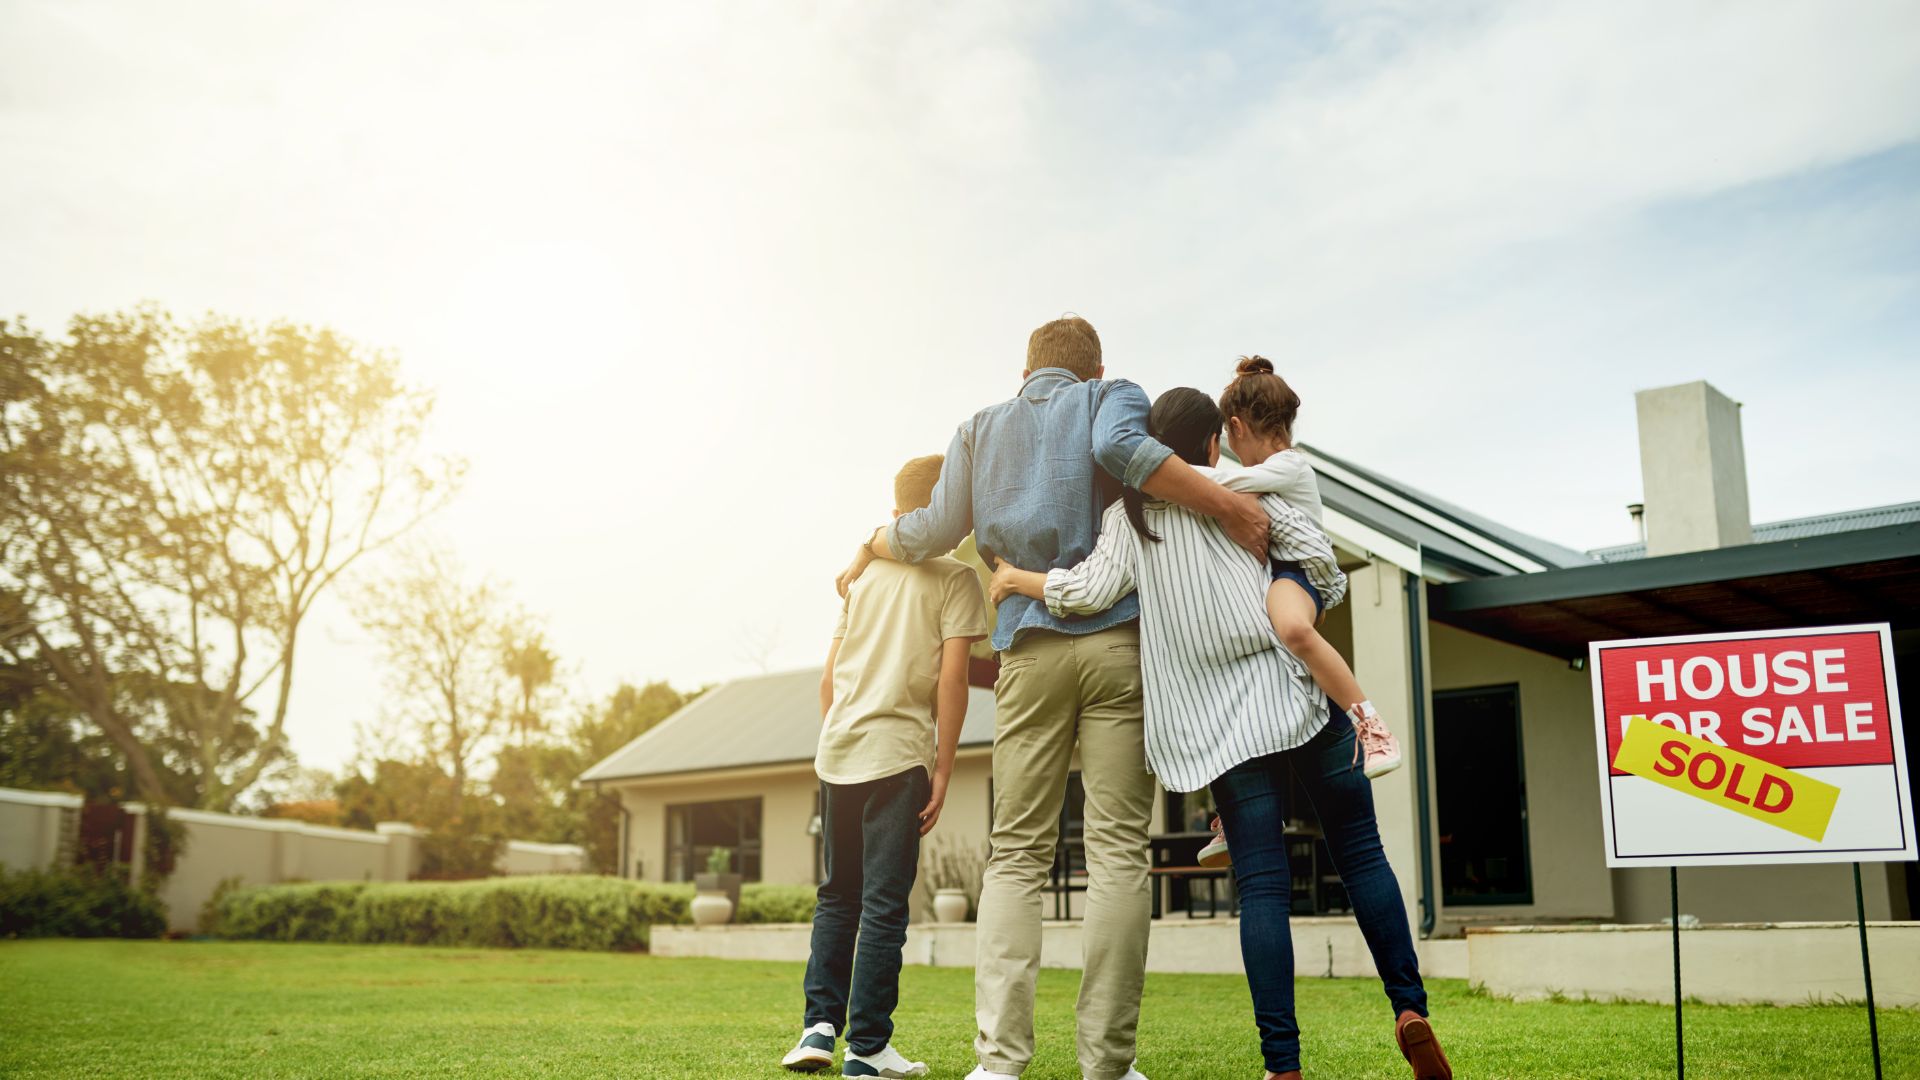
353,546,509,807
0,310,458,810
499,619,559,746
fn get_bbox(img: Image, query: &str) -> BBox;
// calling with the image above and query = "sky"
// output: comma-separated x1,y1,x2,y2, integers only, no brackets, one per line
4,0,1918,774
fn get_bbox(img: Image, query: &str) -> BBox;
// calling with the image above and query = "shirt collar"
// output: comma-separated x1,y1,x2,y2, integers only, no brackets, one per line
1020,367,1084,399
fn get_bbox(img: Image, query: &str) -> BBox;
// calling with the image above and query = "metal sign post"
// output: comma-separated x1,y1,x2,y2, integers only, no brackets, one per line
1670,867,1683,1080
1853,863,1883,1080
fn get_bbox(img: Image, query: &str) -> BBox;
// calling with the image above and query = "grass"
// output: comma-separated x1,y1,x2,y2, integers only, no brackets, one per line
0,940,1910,1078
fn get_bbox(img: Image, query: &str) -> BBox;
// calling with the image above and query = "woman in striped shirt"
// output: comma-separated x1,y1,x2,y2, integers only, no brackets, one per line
988,386,1449,1080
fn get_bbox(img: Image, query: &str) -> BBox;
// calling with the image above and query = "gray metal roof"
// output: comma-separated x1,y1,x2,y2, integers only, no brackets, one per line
579,668,998,784
1296,445,1597,577
1587,501,1920,563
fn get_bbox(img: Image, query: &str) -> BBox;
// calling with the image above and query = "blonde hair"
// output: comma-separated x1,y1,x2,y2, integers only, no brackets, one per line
1026,316,1102,380
894,454,944,512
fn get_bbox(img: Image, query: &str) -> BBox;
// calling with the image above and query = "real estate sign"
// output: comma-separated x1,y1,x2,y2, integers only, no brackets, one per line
1590,623,1915,867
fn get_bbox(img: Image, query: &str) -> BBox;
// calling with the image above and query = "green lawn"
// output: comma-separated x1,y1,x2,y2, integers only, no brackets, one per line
0,940,1908,1078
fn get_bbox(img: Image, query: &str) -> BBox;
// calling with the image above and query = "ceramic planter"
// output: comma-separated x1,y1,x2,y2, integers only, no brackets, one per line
690,891,734,926
932,888,970,923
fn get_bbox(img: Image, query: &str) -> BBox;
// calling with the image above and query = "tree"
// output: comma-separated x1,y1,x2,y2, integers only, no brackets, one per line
499,619,559,746
0,310,459,810
561,680,700,873
354,546,508,806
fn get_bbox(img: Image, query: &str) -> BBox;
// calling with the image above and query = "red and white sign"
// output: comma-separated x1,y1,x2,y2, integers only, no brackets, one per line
1590,623,1915,867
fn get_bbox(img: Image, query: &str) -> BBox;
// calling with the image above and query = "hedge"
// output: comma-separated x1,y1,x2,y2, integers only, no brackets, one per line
0,865,167,939
206,877,820,951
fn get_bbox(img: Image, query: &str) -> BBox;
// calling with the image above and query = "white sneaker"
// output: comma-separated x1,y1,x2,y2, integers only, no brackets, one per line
844,1043,928,1078
783,1022,836,1073
1087,1065,1149,1080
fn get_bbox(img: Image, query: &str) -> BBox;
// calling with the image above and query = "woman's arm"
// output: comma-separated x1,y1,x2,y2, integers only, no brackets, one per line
1263,494,1348,609
1042,503,1139,616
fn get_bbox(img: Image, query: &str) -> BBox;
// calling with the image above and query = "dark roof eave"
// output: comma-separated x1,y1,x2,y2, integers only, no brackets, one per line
581,740,996,787
1430,522,1920,614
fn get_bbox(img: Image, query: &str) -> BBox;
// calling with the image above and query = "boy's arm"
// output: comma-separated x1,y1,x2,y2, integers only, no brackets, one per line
819,637,842,719
921,569,990,835
1042,503,1138,616
1263,494,1349,610
919,634,978,836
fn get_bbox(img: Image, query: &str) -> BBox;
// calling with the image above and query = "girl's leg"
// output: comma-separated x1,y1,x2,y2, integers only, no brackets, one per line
1267,580,1365,711
1210,752,1302,1077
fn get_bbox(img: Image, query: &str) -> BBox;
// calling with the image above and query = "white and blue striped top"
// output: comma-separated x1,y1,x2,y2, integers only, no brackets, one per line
1043,471,1347,793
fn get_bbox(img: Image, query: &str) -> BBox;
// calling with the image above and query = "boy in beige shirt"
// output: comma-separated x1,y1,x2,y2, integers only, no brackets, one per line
783,454,989,1078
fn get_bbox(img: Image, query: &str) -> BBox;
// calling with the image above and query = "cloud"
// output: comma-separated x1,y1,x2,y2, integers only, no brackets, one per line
2,0,1916,769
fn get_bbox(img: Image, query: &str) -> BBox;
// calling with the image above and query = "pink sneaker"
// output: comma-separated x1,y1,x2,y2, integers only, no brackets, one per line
1351,704,1402,779
1197,815,1231,868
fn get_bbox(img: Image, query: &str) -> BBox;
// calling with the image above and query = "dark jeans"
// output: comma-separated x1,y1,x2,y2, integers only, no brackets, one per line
1210,708,1427,1074
803,766,928,1055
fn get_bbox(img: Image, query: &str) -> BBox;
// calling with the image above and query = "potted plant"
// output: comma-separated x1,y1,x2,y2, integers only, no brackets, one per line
692,847,742,926
923,837,985,923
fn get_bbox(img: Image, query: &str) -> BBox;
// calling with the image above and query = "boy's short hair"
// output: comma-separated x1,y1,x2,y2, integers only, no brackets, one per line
895,454,944,512
1026,315,1102,380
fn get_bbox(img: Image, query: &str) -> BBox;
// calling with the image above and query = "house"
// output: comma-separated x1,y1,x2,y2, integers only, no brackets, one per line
583,380,1919,933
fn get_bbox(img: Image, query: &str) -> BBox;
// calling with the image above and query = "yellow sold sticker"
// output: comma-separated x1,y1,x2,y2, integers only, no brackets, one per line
1612,717,1841,843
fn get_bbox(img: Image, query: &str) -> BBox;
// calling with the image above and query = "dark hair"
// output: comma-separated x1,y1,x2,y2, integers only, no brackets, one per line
1122,387,1223,542
1217,355,1301,443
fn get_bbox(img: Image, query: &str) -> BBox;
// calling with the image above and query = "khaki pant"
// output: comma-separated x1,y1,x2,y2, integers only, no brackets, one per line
975,623,1154,1080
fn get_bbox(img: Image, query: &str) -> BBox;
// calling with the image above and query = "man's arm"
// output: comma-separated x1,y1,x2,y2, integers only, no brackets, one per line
837,423,975,597
819,637,842,719
1139,457,1267,559
1090,379,1266,558
918,635,977,836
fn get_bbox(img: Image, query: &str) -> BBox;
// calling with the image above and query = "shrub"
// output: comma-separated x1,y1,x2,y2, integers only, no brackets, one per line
208,876,692,951
736,883,815,924
0,865,167,939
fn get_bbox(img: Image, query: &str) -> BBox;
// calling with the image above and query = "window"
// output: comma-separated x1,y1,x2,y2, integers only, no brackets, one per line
1434,685,1532,905
665,798,763,882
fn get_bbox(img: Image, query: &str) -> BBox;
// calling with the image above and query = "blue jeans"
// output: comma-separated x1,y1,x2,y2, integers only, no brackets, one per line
1209,708,1427,1074
803,766,927,1055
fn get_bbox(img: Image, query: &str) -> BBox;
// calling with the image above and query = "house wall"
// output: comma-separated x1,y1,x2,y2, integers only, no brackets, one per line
615,753,997,900
1425,626,1905,927
1427,622,1615,925
1338,561,1426,926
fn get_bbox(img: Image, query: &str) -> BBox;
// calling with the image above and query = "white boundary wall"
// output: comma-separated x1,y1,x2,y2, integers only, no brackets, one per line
0,788,82,872
0,786,588,932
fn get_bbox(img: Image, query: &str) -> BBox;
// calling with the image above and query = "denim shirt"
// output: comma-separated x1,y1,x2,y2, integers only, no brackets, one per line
887,368,1174,650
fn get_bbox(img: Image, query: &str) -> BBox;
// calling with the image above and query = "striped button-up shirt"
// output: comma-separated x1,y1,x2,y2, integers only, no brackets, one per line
1043,470,1347,792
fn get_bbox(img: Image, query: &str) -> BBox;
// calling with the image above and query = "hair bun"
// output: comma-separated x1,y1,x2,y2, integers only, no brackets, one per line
1235,355,1275,378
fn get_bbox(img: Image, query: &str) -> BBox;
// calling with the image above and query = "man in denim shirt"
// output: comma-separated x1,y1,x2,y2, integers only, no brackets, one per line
837,317,1263,1080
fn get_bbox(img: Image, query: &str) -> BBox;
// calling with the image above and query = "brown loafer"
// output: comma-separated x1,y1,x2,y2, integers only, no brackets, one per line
1395,1010,1452,1080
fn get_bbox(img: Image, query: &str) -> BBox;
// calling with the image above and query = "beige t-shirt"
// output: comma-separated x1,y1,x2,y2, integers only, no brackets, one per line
816,556,989,785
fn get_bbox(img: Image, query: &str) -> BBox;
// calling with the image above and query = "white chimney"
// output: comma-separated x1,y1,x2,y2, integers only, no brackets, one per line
1634,381,1752,557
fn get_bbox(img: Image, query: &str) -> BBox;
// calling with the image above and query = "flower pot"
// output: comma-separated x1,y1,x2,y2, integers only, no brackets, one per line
690,891,734,927
932,888,970,924
694,871,742,914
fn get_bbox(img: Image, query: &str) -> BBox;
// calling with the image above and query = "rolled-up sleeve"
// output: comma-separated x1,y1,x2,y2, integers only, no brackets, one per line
1091,379,1174,491
1263,494,1349,609
887,422,975,564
